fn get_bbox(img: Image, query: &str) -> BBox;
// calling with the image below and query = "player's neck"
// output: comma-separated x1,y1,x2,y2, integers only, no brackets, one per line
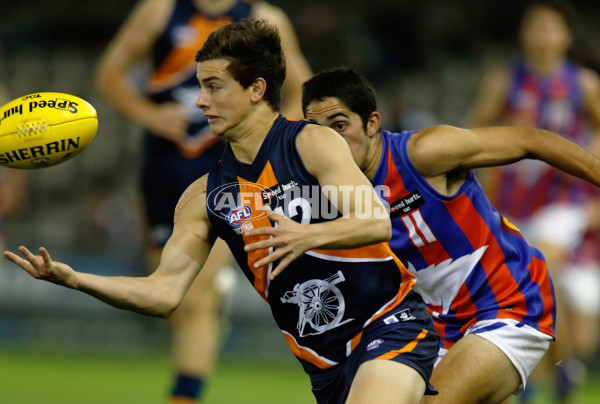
194,0,237,16
525,54,566,76
363,133,384,181
228,107,279,164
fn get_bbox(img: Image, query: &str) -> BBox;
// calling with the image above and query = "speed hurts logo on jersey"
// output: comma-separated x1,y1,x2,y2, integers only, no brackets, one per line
389,190,425,218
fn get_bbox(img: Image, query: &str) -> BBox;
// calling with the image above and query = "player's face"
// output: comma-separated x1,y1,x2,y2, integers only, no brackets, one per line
195,58,253,139
305,97,371,172
520,6,572,61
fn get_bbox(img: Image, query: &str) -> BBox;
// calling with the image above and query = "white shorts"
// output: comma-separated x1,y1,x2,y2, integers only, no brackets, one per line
558,264,600,315
435,319,553,394
523,203,588,250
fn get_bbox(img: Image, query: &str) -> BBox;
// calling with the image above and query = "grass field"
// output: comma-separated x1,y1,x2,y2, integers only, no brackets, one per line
0,348,313,404
1,348,599,404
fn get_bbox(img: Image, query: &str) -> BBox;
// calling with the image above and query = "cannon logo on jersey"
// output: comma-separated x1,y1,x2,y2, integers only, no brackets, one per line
281,271,354,337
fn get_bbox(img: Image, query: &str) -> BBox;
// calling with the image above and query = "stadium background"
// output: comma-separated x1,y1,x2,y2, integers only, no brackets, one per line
1,1,600,402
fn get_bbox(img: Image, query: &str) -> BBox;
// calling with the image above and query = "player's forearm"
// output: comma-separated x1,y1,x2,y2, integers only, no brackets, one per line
309,212,392,250
525,128,600,188
94,68,157,128
71,271,180,318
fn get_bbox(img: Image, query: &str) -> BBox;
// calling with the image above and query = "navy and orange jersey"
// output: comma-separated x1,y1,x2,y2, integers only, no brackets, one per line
487,60,596,220
206,116,416,375
372,130,556,349
144,0,254,160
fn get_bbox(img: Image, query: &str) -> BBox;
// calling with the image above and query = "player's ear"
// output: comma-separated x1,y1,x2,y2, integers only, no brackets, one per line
250,78,267,102
366,111,381,138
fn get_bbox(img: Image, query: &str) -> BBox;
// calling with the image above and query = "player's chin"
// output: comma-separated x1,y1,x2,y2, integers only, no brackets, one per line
208,121,226,138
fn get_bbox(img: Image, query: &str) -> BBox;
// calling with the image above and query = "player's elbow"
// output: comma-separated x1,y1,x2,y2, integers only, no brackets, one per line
153,296,181,319
377,217,392,242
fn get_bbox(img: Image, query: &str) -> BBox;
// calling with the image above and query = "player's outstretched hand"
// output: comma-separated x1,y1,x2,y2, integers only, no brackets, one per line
244,209,311,280
3,246,76,288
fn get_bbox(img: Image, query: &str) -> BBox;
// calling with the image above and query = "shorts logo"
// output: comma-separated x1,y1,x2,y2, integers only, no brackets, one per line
366,338,384,351
384,308,416,325
226,206,252,226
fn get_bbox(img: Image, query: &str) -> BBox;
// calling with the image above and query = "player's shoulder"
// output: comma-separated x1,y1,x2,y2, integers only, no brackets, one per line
296,123,344,148
174,174,209,224
577,66,600,93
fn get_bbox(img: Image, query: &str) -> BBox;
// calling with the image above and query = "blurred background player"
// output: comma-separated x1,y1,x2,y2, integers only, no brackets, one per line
468,1,600,402
93,1,311,403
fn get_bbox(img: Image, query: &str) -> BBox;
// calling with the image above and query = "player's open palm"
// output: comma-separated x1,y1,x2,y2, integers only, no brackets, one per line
3,246,76,288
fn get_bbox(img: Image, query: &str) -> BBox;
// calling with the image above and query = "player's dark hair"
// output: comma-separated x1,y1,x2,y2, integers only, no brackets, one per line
302,68,377,131
195,18,285,111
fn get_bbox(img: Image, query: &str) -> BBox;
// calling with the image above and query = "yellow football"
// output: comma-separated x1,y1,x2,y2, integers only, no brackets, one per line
0,92,98,169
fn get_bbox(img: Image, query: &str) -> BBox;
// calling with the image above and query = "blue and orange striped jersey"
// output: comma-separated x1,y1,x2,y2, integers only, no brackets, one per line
372,130,556,349
144,0,254,159
206,117,416,374
486,60,596,220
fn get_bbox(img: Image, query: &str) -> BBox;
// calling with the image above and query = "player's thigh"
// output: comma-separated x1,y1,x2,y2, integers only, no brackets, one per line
346,359,425,404
422,334,520,404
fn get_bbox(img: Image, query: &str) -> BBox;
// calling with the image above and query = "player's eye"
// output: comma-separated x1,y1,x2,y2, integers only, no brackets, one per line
333,122,347,132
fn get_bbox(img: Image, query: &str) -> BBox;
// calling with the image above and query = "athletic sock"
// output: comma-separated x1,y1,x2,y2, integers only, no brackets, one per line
170,374,205,403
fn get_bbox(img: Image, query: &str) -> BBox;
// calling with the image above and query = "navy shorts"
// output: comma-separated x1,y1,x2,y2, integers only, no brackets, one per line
141,137,225,245
309,291,439,404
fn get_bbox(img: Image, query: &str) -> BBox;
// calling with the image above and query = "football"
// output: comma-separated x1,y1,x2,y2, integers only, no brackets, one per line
0,92,98,169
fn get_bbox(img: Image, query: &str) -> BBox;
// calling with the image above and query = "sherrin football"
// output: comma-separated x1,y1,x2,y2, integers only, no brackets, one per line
0,92,98,169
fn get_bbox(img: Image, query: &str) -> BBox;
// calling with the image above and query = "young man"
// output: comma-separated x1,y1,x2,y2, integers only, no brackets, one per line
5,19,438,404
469,2,600,401
94,1,312,402
301,67,600,404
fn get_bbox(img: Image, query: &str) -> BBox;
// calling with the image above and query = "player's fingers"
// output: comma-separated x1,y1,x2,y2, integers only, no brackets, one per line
244,239,271,252
269,257,293,280
18,246,41,267
253,247,287,268
244,237,288,252
39,247,53,266
3,250,37,277
265,208,285,222
245,226,278,238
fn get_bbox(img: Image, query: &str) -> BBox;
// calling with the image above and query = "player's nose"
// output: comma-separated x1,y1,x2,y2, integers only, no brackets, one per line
195,90,209,111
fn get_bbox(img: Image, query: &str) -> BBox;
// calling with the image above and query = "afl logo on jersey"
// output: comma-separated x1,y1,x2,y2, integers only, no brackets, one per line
226,206,252,226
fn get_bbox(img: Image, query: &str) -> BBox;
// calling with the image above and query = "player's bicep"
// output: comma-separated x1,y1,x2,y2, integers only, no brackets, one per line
296,126,384,215
408,125,528,177
169,175,215,263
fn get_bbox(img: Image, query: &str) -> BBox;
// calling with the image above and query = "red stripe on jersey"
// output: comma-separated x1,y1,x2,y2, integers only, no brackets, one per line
383,148,407,203
529,256,555,337
383,148,451,265
445,196,528,320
